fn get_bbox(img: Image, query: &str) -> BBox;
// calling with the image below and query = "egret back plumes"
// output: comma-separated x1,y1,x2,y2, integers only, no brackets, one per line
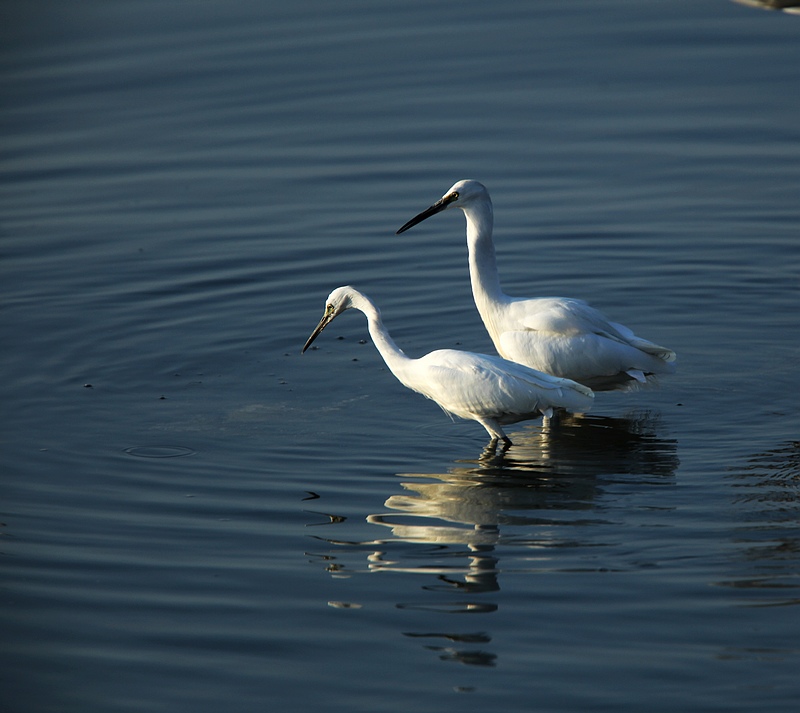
302,286,594,445
397,180,676,391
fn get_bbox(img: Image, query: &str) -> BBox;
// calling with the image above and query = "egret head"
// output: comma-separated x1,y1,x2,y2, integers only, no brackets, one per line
396,179,489,234
302,286,360,353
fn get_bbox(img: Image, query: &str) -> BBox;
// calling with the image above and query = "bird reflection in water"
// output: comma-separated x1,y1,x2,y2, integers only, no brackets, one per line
373,412,677,532
403,632,497,667
307,413,678,667
487,411,681,481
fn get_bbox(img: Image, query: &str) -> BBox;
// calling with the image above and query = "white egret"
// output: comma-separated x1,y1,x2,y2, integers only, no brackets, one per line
397,180,676,391
302,286,594,446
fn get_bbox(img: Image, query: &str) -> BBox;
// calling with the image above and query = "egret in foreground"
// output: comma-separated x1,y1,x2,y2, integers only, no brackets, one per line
397,180,676,391
302,286,594,446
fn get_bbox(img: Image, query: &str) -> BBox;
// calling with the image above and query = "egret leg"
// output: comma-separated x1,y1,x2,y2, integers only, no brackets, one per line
480,438,511,462
542,408,563,431
477,417,511,446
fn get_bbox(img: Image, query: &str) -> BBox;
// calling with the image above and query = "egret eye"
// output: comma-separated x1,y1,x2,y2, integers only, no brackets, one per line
451,191,459,201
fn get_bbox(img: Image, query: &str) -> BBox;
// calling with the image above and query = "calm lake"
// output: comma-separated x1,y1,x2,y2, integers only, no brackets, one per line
2,1,799,711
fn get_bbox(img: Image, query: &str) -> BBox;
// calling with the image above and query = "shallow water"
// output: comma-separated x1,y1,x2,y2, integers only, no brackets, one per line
2,1,800,711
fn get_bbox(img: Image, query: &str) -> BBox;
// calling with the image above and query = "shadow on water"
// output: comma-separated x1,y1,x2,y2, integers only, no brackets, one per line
368,413,679,548
306,412,679,667
719,440,800,607
475,411,680,481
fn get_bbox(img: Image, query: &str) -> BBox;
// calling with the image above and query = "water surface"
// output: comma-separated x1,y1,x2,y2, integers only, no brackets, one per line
2,1,800,711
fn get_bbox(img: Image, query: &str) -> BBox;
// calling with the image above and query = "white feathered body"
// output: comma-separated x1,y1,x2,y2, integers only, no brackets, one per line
390,347,594,424
400,179,678,391
303,286,594,443
483,295,676,391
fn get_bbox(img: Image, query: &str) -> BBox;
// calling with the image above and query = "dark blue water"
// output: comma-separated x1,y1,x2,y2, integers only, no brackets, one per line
2,1,799,711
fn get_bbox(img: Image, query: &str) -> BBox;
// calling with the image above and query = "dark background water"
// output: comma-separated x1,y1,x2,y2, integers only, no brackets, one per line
2,1,799,711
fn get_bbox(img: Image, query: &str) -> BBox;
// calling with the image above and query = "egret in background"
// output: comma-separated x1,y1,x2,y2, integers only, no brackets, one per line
302,286,594,446
397,180,676,391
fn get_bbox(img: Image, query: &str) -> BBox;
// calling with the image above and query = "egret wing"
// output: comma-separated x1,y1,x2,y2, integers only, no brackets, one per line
498,299,675,383
413,350,593,419
608,321,676,362
517,298,630,342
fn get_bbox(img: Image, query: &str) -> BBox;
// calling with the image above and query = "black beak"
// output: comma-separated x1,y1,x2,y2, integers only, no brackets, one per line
302,309,334,353
396,193,455,234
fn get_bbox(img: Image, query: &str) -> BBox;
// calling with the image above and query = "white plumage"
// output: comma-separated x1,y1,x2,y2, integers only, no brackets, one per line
302,286,594,445
397,180,676,391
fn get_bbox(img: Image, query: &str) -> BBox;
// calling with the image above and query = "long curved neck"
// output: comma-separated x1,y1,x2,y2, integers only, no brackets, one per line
352,293,412,378
463,202,506,313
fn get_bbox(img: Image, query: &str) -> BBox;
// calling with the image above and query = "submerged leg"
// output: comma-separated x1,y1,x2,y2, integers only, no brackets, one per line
481,438,498,459
542,407,566,430
481,437,511,461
